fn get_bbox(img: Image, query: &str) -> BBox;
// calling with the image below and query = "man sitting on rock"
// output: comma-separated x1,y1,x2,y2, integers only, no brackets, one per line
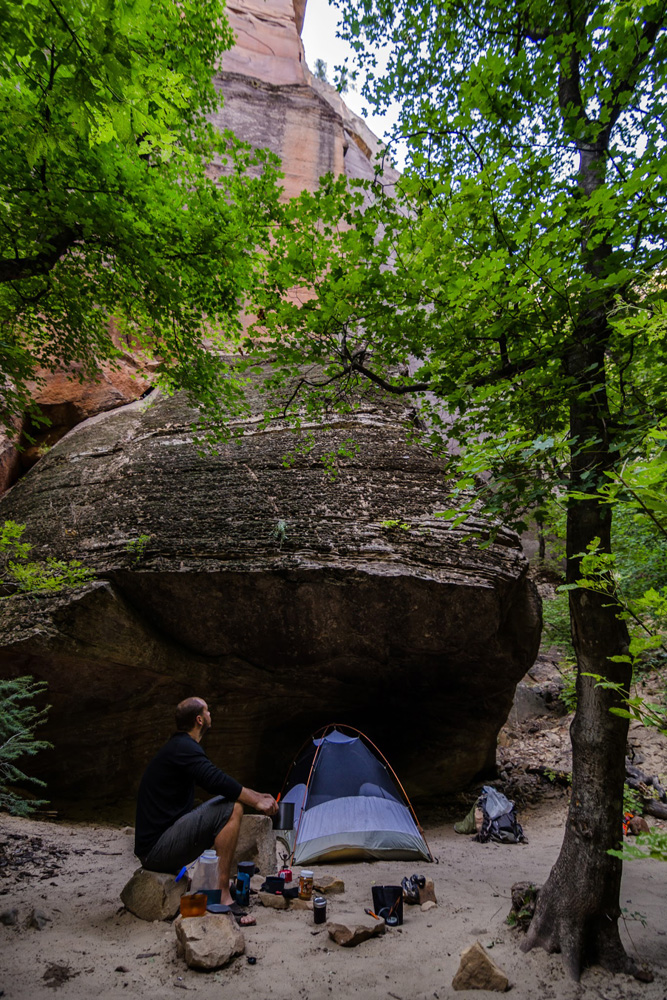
134,696,278,923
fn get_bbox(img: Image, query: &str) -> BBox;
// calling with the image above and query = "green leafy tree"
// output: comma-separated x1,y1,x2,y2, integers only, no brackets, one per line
0,0,281,433
248,0,667,980
0,676,51,816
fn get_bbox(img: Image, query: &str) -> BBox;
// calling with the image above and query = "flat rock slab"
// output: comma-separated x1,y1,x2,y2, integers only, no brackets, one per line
328,921,386,947
452,941,509,992
121,868,186,921
258,891,288,910
174,914,245,970
289,897,313,911
314,875,345,895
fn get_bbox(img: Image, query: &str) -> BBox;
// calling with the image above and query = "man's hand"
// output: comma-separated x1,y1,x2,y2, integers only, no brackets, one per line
239,787,278,816
255,793,279,817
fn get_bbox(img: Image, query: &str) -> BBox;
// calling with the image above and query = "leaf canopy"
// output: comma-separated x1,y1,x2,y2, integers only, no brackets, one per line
0,0,282,431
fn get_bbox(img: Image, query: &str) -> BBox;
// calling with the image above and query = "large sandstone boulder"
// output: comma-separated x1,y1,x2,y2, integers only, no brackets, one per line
0,378,540,814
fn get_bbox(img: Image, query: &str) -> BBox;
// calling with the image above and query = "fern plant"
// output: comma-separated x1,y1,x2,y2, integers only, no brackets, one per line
0,676,51,816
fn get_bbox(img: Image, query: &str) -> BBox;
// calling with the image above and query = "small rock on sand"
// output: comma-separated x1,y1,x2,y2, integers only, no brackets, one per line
258,891,288,909
313,875,345,895
289,897,314,911
0,908,19,926
28,908,50,930
418,878,437,905
452,940,509,992
174,914,245,970
327,921,386,947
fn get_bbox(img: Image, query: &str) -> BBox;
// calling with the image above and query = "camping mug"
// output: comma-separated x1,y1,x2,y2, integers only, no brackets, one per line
371,885,403,926
237,861,257,879
272,800,295,830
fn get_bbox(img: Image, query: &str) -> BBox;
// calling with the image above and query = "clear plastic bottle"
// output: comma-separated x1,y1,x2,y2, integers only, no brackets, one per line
191,849,219,893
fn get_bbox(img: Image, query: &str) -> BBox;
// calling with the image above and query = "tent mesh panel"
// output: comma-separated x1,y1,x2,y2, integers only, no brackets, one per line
305,738,400,808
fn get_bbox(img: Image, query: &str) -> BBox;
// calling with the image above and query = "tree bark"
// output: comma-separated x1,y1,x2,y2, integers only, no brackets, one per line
522,333,637,979
0,226,80,283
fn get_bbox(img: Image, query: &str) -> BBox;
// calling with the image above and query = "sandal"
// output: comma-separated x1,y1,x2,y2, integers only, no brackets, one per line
208,901,256,926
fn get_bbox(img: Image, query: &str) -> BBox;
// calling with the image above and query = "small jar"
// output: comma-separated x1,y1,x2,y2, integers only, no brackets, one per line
298,869,314,900
180,892,207,917
313,896,327,924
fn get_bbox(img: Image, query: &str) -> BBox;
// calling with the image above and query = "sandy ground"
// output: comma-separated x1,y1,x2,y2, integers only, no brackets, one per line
2,652,666,998
0,799,665,1000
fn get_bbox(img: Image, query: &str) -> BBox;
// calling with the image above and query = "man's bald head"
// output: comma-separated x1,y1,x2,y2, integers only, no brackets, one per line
175,697,207,733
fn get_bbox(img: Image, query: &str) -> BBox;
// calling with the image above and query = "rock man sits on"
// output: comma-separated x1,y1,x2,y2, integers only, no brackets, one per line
134,696,277,920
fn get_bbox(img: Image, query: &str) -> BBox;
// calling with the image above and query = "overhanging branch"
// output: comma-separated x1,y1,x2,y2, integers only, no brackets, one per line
0,227,81,283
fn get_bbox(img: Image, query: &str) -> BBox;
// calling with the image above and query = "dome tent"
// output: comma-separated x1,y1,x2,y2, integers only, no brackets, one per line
279,725,433,865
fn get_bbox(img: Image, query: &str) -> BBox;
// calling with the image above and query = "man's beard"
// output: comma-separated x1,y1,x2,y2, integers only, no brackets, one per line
200,721,211,738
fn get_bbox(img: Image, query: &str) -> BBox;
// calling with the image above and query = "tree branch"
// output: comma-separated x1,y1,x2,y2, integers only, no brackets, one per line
601,4,667,141
348,354,537,395
0,227,81,283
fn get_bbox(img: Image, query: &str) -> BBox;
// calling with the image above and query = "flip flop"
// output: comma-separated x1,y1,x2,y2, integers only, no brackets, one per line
207,902,256,926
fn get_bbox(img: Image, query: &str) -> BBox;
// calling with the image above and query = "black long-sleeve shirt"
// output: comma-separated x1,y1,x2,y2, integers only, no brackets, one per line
134,732,243,860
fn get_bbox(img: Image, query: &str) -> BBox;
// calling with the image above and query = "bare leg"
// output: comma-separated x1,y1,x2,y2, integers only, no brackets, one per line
213,803,256,926
214,801,243,905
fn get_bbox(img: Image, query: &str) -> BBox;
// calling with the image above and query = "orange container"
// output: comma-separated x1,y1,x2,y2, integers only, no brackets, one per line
180,892,207,917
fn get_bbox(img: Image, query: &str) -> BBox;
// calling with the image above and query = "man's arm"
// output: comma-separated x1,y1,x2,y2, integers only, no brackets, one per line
238,787,278,816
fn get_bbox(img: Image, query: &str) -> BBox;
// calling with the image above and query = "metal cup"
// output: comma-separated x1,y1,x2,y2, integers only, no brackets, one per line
272,800,295,830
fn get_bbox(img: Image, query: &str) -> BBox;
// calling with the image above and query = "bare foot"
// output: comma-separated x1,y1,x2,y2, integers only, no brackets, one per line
239,914,256,927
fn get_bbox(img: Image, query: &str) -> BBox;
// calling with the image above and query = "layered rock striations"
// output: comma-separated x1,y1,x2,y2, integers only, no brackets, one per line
0,379,540,811
218,0,393,194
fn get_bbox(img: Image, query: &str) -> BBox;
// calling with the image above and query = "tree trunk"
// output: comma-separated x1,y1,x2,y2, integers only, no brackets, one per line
522,339,637,979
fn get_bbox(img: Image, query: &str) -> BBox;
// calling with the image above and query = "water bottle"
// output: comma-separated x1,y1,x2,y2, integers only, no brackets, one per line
192,849,219,898
235,871,250,907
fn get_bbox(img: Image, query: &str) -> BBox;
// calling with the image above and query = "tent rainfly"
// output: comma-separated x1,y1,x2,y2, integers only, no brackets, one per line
279,725,433,865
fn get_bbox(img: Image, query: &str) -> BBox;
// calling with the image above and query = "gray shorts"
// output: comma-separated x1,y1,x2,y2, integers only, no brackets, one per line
142,796,235,875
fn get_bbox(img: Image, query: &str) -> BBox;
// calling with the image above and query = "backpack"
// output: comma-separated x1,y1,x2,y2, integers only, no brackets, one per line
475,786,526,845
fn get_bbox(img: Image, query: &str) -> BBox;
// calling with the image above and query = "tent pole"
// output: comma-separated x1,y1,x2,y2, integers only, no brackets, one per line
288,722,333,867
